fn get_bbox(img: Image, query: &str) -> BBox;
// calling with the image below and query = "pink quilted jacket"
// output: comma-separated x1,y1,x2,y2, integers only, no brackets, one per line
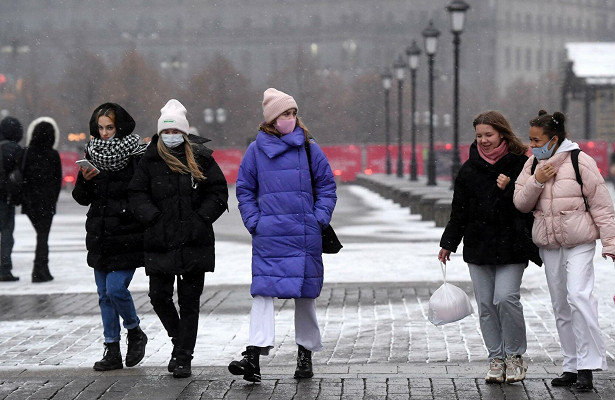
514,145,615,253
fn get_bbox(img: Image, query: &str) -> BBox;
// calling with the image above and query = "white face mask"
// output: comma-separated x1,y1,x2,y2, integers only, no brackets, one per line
161,133,184,148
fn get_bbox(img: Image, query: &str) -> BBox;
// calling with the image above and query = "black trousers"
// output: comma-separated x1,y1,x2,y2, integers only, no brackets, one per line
26,214,53,267
148,270,205,354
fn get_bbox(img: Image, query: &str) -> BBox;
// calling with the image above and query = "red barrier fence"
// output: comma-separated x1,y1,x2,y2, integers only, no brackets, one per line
60,140,612,185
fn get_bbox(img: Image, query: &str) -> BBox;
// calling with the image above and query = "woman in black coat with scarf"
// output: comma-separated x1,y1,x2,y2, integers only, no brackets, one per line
128,99,228,379
72,103,149,372
438,111,539,385
22,117,62,282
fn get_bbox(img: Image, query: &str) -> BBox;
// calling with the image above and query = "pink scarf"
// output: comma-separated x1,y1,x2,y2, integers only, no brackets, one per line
477,140,509,165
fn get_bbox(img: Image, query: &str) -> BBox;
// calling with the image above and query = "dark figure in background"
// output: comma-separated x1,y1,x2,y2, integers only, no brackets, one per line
22,117,62,283
72,103,148,371
0,116,24,282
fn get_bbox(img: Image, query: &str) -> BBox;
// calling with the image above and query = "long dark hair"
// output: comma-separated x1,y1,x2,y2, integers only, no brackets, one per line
472,110,528,155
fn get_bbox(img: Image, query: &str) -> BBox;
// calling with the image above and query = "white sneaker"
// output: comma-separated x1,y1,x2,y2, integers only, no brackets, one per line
485,358,505,383
505,354,528,383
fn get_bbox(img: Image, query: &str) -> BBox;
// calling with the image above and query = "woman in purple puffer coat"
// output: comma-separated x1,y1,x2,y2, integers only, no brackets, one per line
229,88,337,383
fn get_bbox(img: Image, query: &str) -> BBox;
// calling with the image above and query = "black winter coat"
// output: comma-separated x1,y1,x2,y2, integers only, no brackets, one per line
72,158,145,271
21,146,62,221
128,134,228,276
440,142,540,266
0,139,23,204
72,103,145,272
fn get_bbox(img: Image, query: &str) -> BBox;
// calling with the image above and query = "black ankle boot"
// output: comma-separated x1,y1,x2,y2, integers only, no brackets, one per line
576,370,593,391
551,371,577,386
173,349,193,379
125,326,147,367
228,345,261,382
0,271,19,281
167,338,179,373
93,342,123,371
32,264,53,283
294,345,313,379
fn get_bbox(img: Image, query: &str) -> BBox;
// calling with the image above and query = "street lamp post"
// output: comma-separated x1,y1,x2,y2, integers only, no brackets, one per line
203,107,227,143
422,20,440,186
393,55,406,178
381,70,392,175
406,41,421,181
446,0,470,186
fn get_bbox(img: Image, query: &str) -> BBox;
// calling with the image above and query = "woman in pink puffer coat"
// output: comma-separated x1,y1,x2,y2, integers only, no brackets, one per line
514,110,615,392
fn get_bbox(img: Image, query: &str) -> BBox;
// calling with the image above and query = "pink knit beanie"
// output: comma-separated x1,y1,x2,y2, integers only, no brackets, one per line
262,88,298,123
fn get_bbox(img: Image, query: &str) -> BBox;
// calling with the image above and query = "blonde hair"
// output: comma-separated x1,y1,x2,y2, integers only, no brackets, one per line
156,133,205,180
258,116,310,141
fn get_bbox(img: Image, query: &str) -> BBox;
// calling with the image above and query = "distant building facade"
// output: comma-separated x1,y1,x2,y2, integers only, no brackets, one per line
0,0,614,136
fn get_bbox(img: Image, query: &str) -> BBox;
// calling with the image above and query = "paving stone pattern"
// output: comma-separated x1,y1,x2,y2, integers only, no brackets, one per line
2,282,615,399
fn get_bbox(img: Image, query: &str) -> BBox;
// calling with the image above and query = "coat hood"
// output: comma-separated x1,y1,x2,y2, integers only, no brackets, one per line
553,138,579,155
88,103,135,139
256,127,305,159
26,116,59,149
0,116,23,142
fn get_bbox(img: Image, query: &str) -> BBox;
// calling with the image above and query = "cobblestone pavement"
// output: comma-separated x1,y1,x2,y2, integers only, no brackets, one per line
2,282,615,399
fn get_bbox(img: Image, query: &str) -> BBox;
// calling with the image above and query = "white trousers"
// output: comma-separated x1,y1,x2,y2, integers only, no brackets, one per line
541,242,607,371
248,295,323,355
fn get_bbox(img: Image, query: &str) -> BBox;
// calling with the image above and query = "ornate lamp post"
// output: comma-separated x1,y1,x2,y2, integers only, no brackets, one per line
406,41,421,181
393,55,406,178
422,20,440,186
381,69,392,175
446,0,470,186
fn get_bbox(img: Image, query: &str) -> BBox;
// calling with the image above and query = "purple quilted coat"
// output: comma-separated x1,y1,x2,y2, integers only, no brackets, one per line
236,127,337,299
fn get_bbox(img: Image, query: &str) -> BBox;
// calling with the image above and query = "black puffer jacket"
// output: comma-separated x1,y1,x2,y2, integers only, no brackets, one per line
128,134,228,276
72,103,144,272
440,142,540,266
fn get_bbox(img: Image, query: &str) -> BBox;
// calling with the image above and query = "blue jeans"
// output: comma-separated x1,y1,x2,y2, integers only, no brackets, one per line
94,269,140,343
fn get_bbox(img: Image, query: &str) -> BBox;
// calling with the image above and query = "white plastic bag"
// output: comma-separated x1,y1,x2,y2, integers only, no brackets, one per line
428,262,474,326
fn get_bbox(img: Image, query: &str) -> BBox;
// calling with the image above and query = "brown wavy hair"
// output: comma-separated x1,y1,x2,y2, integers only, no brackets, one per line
472,110,528,155
157,133,205,180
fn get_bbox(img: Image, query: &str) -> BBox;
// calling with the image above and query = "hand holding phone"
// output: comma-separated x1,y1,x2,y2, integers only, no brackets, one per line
76,159,100,174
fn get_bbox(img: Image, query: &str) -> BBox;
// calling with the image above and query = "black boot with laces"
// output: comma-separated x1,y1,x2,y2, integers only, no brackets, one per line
228,346,261,382
93,342,123,371
173,349,193,379
125,326,147,367
293,345,313,379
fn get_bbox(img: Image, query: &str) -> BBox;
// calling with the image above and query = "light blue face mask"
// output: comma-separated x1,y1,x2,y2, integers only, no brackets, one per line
161,133,185,148
532,137,557,160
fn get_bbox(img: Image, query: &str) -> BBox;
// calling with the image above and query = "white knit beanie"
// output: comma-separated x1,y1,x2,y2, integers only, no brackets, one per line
158,99,189,134
262,88,298,123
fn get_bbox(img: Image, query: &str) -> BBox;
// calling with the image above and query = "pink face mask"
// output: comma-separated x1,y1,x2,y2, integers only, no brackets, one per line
274,118,296,135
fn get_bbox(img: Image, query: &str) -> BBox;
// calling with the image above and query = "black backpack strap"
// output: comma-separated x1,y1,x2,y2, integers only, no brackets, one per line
530,157,538,175
571,149,589,211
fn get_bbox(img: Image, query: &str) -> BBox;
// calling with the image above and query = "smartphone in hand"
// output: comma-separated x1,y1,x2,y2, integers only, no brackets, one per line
76,159,100,174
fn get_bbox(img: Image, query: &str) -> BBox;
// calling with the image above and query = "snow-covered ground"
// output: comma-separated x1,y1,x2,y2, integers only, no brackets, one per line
1,184,614,297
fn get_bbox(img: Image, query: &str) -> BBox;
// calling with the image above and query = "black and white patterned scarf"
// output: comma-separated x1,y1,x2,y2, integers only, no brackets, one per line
85,133,148,172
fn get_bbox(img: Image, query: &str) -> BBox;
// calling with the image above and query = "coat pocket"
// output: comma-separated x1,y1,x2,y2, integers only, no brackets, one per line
531,210,549,247
144,216,167,251
559,210,598,247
